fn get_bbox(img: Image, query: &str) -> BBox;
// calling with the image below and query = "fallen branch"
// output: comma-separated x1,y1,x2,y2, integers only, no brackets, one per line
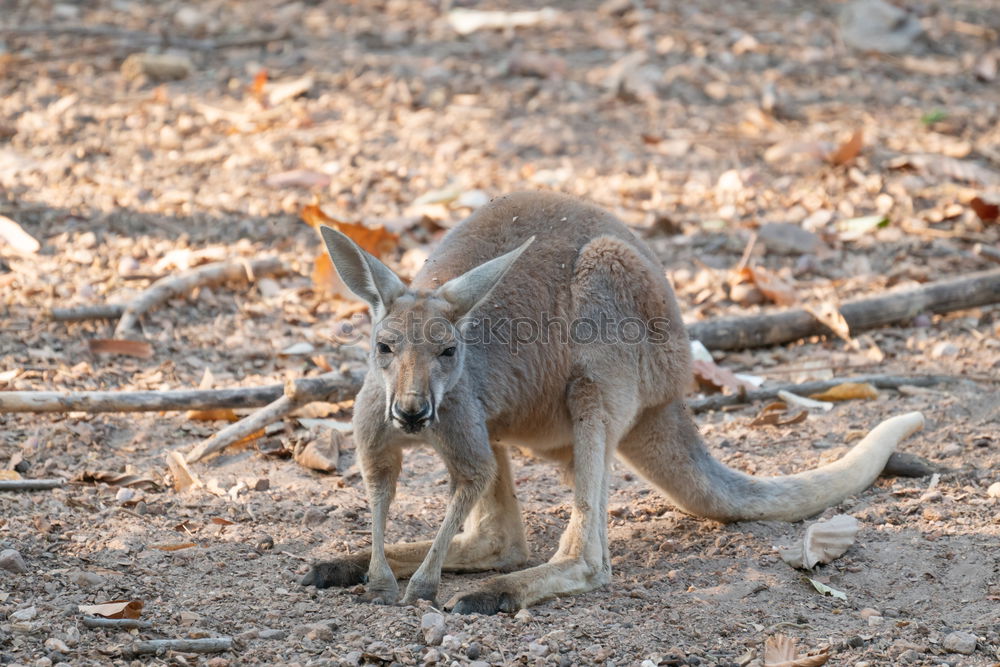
0,478,65,491
113,257,285,337
687,267,1000,350
50,304,125,322
974,243,1000,265
1,24,290,51
185,374,355,463
82,617,153,630
125,637,232,656
687,374,955,413
0,373,363,414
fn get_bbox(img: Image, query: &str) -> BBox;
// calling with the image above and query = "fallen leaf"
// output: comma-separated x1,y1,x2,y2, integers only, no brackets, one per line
301,204,399,294
210,517,235,526
185,408,239,422
79,600,143,619
120,53,192,81
827,129,863,166
413,185,463,206
87,339,154,359
249,69,268,101
808,578,847,600
149,541,197,551
0,469,22,480
311,355,333,372
803,303,853,343
265,74,314,106
75,471,159,490
763,633,830,667
293,432,344,473
776,390,834,412
692,359,758,394
280,341,315,356
780,514,861,569
0,214,41,253
750,403,808,427
748,266,798,306
166,451,202,493
836,214,888,241
809,382,878,401
969,196,999,223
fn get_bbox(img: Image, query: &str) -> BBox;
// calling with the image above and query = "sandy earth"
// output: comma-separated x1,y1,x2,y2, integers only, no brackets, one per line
1,0,999,665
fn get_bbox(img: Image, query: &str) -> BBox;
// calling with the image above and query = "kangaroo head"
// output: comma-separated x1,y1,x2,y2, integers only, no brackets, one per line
321,226,532,434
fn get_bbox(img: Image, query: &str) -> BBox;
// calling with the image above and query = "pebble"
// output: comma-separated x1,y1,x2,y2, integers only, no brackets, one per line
205,659,229,667
115,488,136,503
68,570,105,588
466,642,482,660
987,482,1000,498
942,631,977,654
867,615,884,626
301,507,328,527
931,341,959,358
859,608,881,620
468,662,490,667
258,628,288,640
420,612,445,646
758,222,823,255
527,641,549,657
514,608,533,622
938,443,962,458
43,638,69,653
423,648,442,664
0,548,28,574
10,606,37,621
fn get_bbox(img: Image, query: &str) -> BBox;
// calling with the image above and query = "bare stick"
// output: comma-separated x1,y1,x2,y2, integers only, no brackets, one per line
82,617,153,630
973,243,1000,265
113,257,285,337
687,267,1000,350
0,374,363,414
185,374,359,463
0,479,65,491
125,637,232,656
1,24,289,51
687,373,954,413
50,304,125,322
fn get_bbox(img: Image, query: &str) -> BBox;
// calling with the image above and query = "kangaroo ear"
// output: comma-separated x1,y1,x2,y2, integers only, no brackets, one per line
437,236,534,321
320,226,406,321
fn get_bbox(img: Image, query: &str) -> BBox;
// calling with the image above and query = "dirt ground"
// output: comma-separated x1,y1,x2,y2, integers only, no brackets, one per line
2,0,999,665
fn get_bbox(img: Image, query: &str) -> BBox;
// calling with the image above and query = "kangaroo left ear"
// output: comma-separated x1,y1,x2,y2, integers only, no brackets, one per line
320,225,406,321
436,236,534,322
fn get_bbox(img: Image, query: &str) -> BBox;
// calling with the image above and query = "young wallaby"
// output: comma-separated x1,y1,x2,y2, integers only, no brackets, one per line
301,191,924,613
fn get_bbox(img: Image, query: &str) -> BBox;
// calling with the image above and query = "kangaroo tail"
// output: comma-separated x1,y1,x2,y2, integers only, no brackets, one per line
617,401,925,522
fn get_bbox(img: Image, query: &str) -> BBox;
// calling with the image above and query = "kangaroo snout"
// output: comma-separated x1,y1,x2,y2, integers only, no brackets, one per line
390,395,433,433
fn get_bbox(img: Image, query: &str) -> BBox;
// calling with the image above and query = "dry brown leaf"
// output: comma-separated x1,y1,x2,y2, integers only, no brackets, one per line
827,129,863,166
692,359,757,394
87,339,154,359
809,382,879,402
79,600,143,620
75,471,159,490
0,469,22,481
803,303,852,343
311,355,333,372
185,408,240,422
232,429,266,451
970,196,999,223
750,405,808,427
300,205,399,257
210,517,235,525
0,214,41,254
166,451,202,493
250,69,268,101
764,634,830,667
149,541,197,551
293,432,343,473
748,266,798,306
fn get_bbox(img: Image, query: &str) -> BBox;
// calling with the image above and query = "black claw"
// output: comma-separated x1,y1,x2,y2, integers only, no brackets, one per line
301,559,368,589
450,591,518,615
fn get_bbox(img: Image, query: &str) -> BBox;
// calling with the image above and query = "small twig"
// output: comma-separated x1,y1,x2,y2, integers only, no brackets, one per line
688,374,956,413
82,616,153,630
125,637,232,656
0,478,65,491
114,257,286,337
50,304,125,322
185,373,359,463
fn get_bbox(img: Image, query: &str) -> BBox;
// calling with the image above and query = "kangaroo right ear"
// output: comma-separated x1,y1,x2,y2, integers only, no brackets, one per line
320,226,406,321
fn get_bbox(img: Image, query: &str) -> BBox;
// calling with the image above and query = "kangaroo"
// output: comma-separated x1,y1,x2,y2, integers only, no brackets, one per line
300,191,924,613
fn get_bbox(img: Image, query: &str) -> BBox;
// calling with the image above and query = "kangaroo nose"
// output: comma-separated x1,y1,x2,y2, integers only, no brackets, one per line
391,398,432,432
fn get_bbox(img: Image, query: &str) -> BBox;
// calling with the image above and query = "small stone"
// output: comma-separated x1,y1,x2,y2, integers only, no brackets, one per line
897,649,921,663
942,631,977,654
205,658,229,667
527,641,549,657
730,282,764,306
0,548,28,574
867,615,884,626
115,488,136,503
251,477,270,492
343,650,363,665
468,662,490,667
642,661,657,667
259,628,287,640
423,648,442,664
43,638,69,653
931,341,959,358
939,443,962,458
420,612,445,646
120,52,193,82
301,507,327,527
10,606,37,621
987,482,1000,498
440,634,462,651
305,624,334,641
466,642,482,660
859,608,881,619
254,535,275,551
514,608,533,622
69,570,106,588
758,222,823,255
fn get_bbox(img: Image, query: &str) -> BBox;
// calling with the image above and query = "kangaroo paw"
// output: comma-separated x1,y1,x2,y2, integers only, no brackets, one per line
447,590,518,615
300,557,368,589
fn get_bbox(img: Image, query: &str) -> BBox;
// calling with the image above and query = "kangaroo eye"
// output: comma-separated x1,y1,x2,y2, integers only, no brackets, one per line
440,346,457,357
376,342,393,355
